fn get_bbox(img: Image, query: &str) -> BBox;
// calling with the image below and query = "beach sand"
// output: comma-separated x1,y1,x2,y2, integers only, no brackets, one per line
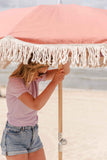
0,88,107,160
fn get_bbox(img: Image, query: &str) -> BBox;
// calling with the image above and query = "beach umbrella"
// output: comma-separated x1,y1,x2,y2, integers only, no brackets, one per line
0,1,107,160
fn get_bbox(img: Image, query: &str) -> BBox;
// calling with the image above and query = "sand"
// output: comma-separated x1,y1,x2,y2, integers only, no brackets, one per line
0,88,107,160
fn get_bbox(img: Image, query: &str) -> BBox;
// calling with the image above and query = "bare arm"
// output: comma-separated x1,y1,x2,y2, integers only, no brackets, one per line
18,68,65,111
45,69,58,81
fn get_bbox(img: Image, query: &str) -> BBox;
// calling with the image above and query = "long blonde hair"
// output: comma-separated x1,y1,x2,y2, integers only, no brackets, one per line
9,54,49,87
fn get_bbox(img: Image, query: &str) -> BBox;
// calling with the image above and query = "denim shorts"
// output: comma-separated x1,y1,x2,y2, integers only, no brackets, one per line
0,121,43,156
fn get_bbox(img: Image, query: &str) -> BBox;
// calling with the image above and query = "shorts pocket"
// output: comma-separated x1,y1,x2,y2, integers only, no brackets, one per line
7,128,22,135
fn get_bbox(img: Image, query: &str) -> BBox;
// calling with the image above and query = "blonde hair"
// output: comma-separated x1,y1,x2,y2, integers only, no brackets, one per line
9,54,49,87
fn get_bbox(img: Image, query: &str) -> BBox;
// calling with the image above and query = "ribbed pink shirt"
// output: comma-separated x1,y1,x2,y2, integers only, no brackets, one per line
6,74,46,126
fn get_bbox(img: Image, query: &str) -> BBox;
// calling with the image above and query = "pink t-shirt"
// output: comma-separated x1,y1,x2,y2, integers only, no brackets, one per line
6,74,46,126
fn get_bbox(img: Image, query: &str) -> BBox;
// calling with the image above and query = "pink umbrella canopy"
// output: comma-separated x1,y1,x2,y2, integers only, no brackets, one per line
0,4,107,68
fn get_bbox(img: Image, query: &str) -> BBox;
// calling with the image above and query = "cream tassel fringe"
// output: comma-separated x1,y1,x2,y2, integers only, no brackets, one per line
0,36,107,69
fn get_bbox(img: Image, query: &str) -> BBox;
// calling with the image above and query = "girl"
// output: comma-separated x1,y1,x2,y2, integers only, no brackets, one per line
1,55,70,160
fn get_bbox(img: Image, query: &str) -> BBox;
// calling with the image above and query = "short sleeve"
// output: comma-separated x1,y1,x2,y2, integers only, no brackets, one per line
7,77,29,98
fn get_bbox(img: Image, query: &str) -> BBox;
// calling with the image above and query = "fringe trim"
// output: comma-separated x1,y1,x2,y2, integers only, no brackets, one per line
0,36,107,68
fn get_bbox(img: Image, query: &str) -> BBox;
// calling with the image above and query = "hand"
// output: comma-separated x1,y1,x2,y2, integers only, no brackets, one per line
62,60,70,75
52,68,65,84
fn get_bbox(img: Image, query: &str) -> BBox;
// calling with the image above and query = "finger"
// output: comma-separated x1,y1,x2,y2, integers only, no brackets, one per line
59,67,64,70
59,68,64,70
60,69,64,73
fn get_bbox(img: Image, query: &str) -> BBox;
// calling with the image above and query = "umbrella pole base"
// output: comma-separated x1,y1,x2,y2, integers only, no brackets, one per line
58,133,67,160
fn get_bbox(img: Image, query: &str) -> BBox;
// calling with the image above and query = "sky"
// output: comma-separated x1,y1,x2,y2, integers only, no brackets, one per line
0,0,107,11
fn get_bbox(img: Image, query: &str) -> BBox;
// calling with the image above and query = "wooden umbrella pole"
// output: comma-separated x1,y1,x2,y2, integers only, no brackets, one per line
58,64,63,160
58,61,68,160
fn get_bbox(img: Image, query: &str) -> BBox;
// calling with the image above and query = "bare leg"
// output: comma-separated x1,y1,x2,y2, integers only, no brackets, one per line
28,148,46,160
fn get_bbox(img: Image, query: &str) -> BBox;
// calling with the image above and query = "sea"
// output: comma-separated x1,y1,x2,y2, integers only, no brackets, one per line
0,62,107,91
